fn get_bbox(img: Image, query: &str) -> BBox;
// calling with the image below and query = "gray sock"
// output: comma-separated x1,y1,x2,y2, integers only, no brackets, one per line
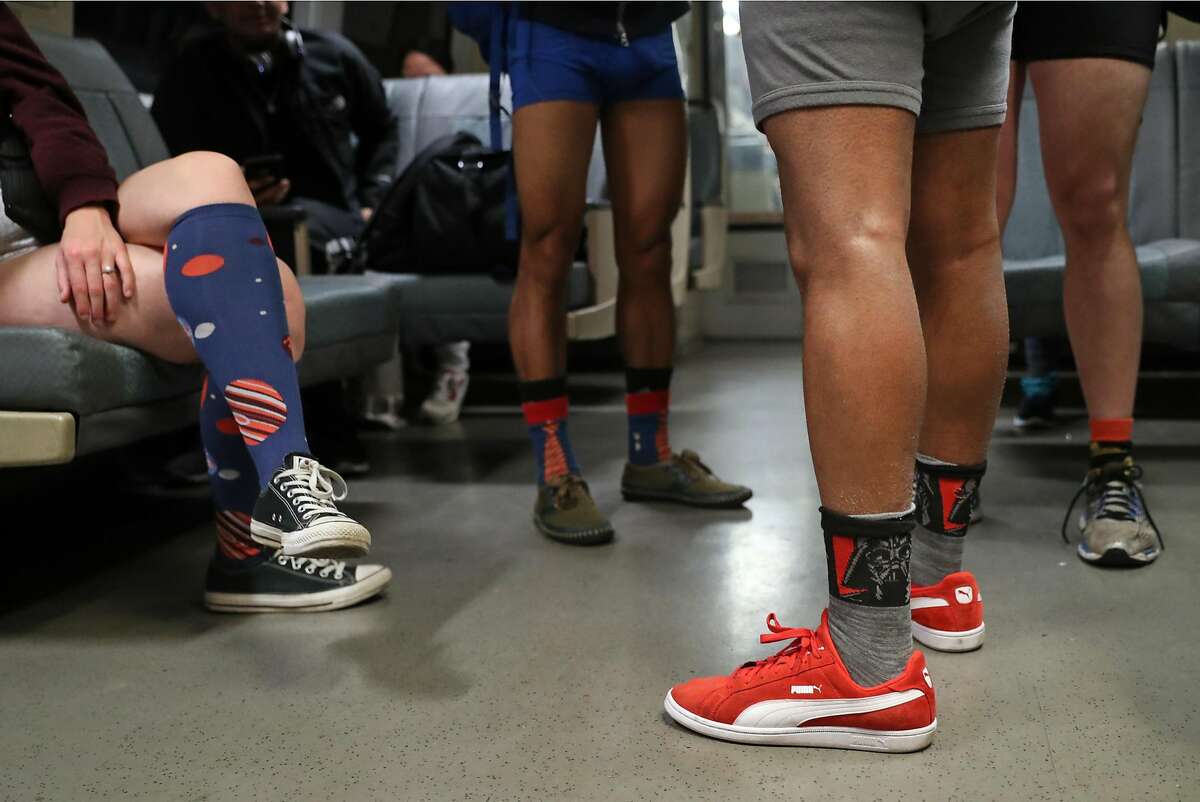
911,525,964,587
911,457,985,587
827,596,911,687
820,507,915,687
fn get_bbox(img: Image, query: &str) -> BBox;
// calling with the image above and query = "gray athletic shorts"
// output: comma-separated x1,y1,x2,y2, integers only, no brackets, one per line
741,2,1016,133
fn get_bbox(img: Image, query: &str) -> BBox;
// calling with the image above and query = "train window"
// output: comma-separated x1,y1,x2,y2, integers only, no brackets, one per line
722,0,783,222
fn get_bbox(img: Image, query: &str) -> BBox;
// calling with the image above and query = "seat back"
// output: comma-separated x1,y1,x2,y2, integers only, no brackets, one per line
1176,41,1200,240
30,31,169,181
1003,44,1179,261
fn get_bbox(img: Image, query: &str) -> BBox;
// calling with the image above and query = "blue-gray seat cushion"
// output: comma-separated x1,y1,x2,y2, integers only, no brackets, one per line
0,275,396,416
365,264,591,346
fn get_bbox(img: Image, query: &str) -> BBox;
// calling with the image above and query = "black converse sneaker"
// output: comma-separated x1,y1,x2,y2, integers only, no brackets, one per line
204,550,391,613
250,453,371,558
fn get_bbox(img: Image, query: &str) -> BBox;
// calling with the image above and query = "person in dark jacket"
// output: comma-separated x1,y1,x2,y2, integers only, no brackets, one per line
0,4,390,613
482,2,752,546
152,0,399,272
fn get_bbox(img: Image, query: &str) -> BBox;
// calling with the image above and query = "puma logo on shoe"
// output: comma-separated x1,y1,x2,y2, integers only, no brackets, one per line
954,586,974,604
922,667,933,688
790,685,822,695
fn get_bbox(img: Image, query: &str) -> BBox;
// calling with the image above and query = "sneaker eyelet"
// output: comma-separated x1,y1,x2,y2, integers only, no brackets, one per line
305,566,315,574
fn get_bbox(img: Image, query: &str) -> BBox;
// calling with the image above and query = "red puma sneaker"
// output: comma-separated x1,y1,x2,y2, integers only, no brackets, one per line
910,570,985,652
664,610,936,753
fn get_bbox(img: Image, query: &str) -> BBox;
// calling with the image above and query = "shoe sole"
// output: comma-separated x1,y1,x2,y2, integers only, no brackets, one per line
533,515,614,546
663,691,936,753
621,486,753,509
1077,543,1159,567
204,567,392,613
912,621,985,652
420,406,462,426
251,519,372,559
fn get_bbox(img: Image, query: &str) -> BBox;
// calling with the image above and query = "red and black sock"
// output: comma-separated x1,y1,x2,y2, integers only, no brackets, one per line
626,367,672,466
520,377,580,485
1089,417,1134,469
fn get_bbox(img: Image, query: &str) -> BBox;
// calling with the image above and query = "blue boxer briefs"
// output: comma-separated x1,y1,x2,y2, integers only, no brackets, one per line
507,18,684,110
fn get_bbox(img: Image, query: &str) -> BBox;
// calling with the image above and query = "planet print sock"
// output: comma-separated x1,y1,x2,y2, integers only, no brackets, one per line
199,375,263,560
164,203,308,488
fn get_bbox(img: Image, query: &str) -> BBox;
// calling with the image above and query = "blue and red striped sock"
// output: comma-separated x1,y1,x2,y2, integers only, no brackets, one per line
626,367,672,466
520,377,580,485
163,203,308,489
199,374,263,561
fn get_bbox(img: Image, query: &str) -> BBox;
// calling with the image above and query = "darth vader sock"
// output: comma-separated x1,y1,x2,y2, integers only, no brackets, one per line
822,506,914,687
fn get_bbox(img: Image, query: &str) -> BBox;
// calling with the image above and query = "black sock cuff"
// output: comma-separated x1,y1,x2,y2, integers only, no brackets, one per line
519,376,567,403
625,367,673,394
819,507,915,539
1090,441,1133,469
820,508,913,607
914,458,987,480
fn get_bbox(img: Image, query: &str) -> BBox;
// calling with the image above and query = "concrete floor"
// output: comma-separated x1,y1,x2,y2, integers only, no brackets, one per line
2,343,1198,801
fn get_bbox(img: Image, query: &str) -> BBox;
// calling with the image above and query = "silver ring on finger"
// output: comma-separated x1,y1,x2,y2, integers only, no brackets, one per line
101,265,116,275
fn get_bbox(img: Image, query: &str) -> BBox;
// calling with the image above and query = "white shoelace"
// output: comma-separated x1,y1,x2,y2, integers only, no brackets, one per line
275,553,346,579
276,462,348,522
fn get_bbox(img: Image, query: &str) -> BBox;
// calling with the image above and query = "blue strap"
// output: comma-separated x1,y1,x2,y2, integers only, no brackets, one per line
487,5,519,241
488,8,504,152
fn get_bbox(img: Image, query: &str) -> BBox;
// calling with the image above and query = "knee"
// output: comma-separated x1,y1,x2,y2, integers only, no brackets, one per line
519,221,580,291
787,218,908,295
617,223,673,279
1050,172,1125,243
277,258,306,361
167,151,254,207
909,209,1001,272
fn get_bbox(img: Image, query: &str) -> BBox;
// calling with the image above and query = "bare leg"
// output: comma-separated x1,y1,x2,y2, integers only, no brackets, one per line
600,99,687,368
1030,59,1151,420
0,152,304,363
996,61,1025,231
909,126,1008,464
763,107,922,515
508,102,599,380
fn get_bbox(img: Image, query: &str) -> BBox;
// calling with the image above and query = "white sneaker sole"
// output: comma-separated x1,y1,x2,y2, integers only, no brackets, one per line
663,691,936,753
912,621,985,652
419,402,463,425
251,519,372,559
204,567,392,613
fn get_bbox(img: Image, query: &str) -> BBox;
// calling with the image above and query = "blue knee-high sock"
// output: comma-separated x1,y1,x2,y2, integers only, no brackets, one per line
199,375,264,560
164,203,308,488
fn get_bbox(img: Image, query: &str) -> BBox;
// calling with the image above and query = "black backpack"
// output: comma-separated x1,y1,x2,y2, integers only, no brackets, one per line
351,131,518,276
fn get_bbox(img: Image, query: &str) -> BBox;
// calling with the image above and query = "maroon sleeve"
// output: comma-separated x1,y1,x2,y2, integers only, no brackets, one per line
0,5,119,225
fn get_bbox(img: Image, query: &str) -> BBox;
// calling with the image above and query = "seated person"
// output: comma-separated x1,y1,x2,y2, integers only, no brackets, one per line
155,1,472,426
0,7,389,612
152,0,395,272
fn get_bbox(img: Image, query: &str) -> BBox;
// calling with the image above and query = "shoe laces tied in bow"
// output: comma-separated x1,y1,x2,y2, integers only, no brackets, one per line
734,613,822,680
278,461,349,521
1060,460,1163,549
548,474,589,511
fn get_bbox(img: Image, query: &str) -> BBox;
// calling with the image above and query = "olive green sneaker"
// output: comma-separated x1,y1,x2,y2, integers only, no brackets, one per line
621,449,752,509
533,474,614,546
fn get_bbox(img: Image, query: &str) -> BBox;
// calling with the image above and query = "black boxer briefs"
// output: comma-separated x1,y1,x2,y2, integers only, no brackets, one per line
1011,2,1165,69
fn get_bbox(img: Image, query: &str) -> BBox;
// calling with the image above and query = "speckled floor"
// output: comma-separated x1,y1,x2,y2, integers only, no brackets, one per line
2,343,1198,801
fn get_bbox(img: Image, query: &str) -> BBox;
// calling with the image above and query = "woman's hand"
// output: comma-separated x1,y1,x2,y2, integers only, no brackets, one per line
56,205,135,323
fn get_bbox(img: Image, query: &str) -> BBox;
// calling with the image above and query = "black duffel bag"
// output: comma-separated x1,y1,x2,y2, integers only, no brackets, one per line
351,131,518,276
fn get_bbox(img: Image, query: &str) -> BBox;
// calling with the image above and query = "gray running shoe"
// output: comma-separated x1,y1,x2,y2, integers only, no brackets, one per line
1062,458,1162,567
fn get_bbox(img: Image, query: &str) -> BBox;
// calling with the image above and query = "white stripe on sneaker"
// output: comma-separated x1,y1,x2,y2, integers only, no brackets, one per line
731,689,925,728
